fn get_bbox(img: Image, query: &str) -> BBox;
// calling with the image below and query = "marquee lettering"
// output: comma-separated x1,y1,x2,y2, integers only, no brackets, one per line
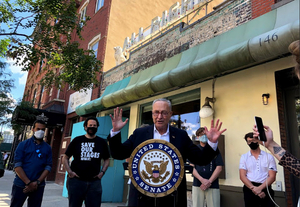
121,0,209,52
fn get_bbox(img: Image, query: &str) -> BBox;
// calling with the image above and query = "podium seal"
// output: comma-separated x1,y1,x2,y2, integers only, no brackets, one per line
128,139,184,198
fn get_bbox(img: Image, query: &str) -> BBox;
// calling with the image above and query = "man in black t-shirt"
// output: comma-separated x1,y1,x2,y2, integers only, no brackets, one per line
63,117,110,207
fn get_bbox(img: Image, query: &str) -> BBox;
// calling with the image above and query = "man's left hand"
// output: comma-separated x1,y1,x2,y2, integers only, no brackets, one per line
258,192,266,198
201,178,211,188
23,182,38,193
205,119,227,143
200,184,207,191
94,172,104,180
110,107,128,132
251,186,262,196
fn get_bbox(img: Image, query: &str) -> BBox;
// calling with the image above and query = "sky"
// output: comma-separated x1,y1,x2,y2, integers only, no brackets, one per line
4,58,28,102
1,2,31,132
172,112,201,139
1,57,27,132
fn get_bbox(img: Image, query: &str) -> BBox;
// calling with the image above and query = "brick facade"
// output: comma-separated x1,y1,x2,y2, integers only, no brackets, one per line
276,81,291,207
101,0,252,94
20,0,296,204
251,0,275,19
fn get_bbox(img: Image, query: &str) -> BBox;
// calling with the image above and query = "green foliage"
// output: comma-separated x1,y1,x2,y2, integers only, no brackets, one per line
0,61,15,127
11,101,36,134
0,0,102,91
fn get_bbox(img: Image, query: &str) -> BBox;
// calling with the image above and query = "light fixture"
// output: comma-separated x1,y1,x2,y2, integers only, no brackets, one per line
262,93,270,105
199,97,216,118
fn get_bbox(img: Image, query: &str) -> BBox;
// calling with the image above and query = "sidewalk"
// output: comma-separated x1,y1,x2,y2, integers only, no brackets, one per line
0,170,126,207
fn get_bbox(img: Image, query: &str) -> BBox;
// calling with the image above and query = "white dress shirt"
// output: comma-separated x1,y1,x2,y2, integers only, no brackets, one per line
153,125,170,142
239,150,277,183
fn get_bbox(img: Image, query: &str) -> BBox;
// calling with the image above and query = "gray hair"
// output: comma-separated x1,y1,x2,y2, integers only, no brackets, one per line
152,98,172,111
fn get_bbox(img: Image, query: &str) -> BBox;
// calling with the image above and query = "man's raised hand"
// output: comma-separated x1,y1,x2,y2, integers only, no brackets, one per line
204,119,227,143
110,107,128,132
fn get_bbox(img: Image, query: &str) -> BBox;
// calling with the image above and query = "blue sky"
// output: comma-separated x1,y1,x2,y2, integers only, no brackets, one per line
1,57,27,132
4,57,28,102
1,3,31,131
172,112,201,138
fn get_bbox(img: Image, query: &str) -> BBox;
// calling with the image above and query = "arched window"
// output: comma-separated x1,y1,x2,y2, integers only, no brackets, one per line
32,89,37,105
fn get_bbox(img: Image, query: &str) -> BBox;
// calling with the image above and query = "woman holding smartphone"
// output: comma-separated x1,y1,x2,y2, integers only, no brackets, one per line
254,39,300,207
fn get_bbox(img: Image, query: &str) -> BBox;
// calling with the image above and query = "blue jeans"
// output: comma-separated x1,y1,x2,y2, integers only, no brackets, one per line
10,184,45,207
67,177,103,207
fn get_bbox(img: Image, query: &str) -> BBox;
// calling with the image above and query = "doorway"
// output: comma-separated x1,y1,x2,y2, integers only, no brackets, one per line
276,68,300,207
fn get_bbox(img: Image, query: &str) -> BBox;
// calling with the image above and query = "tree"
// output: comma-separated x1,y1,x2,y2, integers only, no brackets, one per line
0,59,15,128
0,92,14,127
0,0,102,91
11,101,37,136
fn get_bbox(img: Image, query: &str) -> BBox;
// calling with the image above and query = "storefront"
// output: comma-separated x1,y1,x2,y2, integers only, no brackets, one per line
74,0,300,205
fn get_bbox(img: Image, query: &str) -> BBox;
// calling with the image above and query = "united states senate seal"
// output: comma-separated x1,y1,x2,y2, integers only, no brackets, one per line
128,139,184,198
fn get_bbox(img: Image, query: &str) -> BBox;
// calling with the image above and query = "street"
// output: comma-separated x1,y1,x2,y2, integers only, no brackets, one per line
0,170,125,207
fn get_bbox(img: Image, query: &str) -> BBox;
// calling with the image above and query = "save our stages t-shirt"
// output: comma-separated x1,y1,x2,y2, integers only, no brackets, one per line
65,135,110,181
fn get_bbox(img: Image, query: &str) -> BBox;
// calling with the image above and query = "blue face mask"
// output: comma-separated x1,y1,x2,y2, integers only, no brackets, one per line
199,135,208,143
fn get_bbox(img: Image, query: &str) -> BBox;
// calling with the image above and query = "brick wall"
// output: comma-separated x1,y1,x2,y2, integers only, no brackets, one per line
101,0,252,94
276,82,290,207
251,0,275,19
71,0,112,100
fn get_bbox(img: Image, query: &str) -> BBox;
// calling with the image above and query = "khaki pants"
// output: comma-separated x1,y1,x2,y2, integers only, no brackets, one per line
192,186,220,207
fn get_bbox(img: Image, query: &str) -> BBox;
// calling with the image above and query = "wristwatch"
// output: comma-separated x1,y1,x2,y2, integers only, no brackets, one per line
36,180,41,185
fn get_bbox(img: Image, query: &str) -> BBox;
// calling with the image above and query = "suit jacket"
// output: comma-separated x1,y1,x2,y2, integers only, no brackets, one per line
108,125,219,207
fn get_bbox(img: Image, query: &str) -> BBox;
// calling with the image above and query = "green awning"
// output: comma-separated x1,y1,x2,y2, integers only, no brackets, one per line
0,143,12,152
75,77,131,115
76,0,300,116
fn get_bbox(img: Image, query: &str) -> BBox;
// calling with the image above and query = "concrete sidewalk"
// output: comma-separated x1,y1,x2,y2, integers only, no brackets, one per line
0,170,126,207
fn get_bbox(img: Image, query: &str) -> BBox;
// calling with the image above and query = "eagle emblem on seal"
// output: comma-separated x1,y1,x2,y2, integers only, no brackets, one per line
141,160,170,183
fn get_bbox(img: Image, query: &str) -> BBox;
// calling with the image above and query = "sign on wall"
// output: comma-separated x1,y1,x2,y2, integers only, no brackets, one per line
67,89,92,114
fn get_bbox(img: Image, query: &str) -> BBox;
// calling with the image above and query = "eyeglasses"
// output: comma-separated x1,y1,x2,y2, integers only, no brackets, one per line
152,111,169,117
36,149,43,158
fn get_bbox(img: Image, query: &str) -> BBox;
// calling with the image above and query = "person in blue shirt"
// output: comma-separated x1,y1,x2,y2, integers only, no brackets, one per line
191,127,224,207
11,120,52,207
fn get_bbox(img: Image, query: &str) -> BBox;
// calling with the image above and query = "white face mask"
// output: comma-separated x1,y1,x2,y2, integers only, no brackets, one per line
34,130,45,139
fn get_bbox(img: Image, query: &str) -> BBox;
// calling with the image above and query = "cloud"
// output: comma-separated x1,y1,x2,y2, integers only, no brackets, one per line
0,93,16,121
19,73,28,85
0,93,17,107
182,122,199,131
6,57,28,85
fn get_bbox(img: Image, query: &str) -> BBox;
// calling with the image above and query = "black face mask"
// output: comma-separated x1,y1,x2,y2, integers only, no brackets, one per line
87,127,97,136
248,142,259,150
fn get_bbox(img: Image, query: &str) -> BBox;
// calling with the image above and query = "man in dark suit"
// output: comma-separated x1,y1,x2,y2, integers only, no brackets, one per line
108,98,226,207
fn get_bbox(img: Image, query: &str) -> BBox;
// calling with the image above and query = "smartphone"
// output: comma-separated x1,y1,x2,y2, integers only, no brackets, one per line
255,116,267,142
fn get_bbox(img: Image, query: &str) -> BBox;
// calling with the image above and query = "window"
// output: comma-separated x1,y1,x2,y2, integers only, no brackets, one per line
38,86,44,108
80,6,87,22
69,117,80,136
95,0,104,12
88,34,101,58
140,89,201,139
26,90,30,100
49,87,53,97
90,42,99,58
57,88,60,99
79,0,89,27
39,60,44,72
32,89,37,105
